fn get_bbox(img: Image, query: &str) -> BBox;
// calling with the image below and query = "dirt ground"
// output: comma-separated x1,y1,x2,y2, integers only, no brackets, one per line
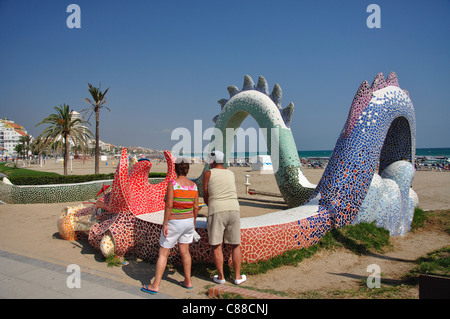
0,162,449,299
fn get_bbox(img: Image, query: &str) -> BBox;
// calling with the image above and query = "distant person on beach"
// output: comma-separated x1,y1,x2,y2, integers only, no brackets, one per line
203,150,246,285
141,159,199,295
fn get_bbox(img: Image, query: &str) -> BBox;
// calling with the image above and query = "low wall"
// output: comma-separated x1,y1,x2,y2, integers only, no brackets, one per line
0,178,165,204
132,196,328,264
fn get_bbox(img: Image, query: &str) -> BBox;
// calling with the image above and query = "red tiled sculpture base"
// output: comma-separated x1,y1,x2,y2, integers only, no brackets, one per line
132,209,332,264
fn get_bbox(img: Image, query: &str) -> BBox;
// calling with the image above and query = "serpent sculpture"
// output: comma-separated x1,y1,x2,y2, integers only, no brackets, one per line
59,72,418,263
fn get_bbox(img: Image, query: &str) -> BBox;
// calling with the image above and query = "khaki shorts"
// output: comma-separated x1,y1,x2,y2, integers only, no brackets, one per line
207,210,241,246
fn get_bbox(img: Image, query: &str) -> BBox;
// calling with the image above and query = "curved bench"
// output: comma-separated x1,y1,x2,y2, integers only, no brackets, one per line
133,196,323,264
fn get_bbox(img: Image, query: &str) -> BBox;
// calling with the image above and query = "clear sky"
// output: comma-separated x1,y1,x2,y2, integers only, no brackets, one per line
0,0,449,151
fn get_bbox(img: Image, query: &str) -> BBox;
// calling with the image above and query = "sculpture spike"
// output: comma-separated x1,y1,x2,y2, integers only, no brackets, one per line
386,72,399,87
371,72,387,91
242,75,255,91
270,83,282,108
256,76,269,95
280,102,294,128
227,85,240,98
218,98,228,109
343,80,372,138
403,89,410,98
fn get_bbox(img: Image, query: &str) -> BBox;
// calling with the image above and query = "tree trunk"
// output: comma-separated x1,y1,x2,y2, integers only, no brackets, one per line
95,108,100,174
64,135,69,175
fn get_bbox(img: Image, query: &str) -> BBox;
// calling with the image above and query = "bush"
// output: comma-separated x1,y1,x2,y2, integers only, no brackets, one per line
8,172,167,185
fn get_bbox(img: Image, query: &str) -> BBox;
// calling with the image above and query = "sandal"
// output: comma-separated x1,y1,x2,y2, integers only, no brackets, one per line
179,281,193,289
141,285,158,295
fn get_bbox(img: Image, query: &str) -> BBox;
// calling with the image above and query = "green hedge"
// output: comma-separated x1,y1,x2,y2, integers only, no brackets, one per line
8,172,167,185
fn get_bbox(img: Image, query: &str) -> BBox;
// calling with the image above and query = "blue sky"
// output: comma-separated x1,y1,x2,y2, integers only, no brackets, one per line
0,0,449,151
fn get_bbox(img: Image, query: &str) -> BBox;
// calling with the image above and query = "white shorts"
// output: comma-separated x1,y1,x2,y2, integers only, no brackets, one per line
159,218,195,249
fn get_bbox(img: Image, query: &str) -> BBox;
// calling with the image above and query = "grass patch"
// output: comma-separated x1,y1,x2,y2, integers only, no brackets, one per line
0,163,60,178
411,207,450,235
213,291,248,299
425,209,450,235
411,207,428,231
404,245,450,284
330,222,391,255
105,254,128,267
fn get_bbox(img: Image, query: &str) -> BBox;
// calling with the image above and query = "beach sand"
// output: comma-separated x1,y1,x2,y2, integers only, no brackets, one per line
0,159,449,298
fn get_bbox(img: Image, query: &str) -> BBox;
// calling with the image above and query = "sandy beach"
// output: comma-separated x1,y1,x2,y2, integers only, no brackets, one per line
0,159,449,298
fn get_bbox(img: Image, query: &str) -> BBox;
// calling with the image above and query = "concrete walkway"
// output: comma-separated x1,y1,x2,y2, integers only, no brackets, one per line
0,250,173,299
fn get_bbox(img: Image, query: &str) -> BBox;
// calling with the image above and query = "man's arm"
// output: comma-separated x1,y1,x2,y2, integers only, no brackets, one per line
202,170,211,206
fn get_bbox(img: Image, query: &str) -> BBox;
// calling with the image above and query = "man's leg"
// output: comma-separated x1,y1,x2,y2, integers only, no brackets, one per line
211,243,224,280
231,244,243,280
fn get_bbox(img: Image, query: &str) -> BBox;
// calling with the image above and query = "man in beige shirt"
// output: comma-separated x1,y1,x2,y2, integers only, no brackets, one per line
203,150,246,285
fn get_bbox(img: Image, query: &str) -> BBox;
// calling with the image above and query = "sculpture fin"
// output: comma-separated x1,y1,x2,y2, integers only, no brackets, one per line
280,102,294,128
344,80,372,138
403,89,410,98
386,72,400,87
270,83,282,108
256,76,269,95
108,148,131,213
242,75,255,91
227,85,240,98
371,73,387,91
218,98,228,109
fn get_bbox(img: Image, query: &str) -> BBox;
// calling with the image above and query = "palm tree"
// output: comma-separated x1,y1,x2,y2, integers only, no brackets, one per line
18,135,32,165
35,104,93,175
82,82,110,174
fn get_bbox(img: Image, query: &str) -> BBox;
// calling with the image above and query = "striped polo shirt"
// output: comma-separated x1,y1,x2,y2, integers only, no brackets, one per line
169,179,198,220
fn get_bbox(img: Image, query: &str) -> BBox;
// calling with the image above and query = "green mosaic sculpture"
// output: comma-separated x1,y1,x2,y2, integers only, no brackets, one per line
194,75,315,208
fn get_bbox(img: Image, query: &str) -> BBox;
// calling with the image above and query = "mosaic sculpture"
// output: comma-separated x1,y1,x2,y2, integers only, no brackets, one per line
353,159,418,236
57,148,176,257
193,75,316,208
59,72,417,264
131,72,418,264
312,72,417,235
0,177,113,204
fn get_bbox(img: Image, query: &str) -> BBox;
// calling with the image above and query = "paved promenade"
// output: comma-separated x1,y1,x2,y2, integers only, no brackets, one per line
0,250,173,299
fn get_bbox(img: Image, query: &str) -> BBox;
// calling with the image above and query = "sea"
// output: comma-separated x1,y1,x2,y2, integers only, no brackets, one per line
298,148,450,161
238,147,450,164
187,148,450,164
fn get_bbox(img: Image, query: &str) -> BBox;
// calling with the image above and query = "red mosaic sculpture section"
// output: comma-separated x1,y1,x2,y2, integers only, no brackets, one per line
106,149,176,215
86,148,176,256
132,210,332,264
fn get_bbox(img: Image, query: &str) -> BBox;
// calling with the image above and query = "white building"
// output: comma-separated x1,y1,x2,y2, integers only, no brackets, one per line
0,118,30,158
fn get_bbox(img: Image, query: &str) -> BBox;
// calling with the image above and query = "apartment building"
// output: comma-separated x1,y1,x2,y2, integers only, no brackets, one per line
0,118,30,158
